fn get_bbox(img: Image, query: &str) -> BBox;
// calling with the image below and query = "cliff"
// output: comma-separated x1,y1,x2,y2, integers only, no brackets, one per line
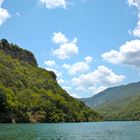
0,39,37,66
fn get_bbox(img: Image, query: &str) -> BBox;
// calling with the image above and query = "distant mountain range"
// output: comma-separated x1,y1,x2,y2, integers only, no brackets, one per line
81,82,140,120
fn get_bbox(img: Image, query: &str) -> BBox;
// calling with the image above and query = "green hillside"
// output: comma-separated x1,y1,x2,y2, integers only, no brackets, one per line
81,82,140,121
0,39,102,123
116,96,140,120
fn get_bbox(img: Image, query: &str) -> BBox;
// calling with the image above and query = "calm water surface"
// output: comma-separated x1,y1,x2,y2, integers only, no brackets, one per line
0,121,140,140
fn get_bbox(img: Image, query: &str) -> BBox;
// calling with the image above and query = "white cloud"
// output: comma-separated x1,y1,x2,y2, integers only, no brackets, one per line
133,26,140,38
72,65,125,94
128,0,140,8
0,0,3,5
102,40,140,68
128,0,140,38
63,63,71,69
76,86,107,96
85,56,93,63
76,86,87,92
52,32,68,44
88,86,107,94
62,86,72,91
70,93,81,98
62,85,81,98
57,78,65,84
102,1,140,69
102,50,121,64
39,0,68,9
62,88,81,98
45,67,62,78
44,60,56,67
63,61,90,75
62,56,93,75
0,0,10,26
52,42,78,59
52,32,78,59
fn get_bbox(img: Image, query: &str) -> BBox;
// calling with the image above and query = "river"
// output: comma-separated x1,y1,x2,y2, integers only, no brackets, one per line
0,121,140,140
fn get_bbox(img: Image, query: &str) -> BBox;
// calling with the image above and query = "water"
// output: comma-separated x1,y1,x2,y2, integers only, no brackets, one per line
0,121,140,140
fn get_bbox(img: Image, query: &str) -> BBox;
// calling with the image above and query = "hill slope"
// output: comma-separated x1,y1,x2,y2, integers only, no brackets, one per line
0,39,102,123
81,82,140,120
115,96,140,120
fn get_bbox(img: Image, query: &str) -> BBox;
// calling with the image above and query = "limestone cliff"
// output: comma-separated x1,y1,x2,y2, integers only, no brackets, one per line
0,39,37,66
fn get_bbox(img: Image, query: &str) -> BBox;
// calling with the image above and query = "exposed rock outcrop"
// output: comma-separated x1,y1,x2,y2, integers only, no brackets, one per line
0,39,37,66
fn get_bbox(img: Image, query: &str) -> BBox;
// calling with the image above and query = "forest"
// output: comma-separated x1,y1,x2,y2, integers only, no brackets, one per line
0,39,102,123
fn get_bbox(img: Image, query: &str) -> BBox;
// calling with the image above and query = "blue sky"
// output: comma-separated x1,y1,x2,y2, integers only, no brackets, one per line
0,0,140,98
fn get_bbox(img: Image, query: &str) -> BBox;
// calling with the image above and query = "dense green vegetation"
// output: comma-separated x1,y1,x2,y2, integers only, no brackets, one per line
94,95,140,120
116,96,140,120
95,95,140,121
81,82,140,121
0,40,102,123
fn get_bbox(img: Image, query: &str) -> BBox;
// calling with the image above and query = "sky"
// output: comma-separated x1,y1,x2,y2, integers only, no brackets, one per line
0,0,140,98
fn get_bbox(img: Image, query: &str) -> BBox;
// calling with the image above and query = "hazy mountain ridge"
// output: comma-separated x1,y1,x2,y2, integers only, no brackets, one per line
81,82,140,120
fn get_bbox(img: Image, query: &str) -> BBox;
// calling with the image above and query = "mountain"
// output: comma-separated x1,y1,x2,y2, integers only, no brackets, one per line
0,39,37,66
0,39,102,123
81,82,140,120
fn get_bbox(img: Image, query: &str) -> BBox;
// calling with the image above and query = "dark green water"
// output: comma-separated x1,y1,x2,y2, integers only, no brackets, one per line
0,121,140,140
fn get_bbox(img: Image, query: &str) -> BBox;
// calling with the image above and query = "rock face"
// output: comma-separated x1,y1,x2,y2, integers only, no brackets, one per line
0,39,37,66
